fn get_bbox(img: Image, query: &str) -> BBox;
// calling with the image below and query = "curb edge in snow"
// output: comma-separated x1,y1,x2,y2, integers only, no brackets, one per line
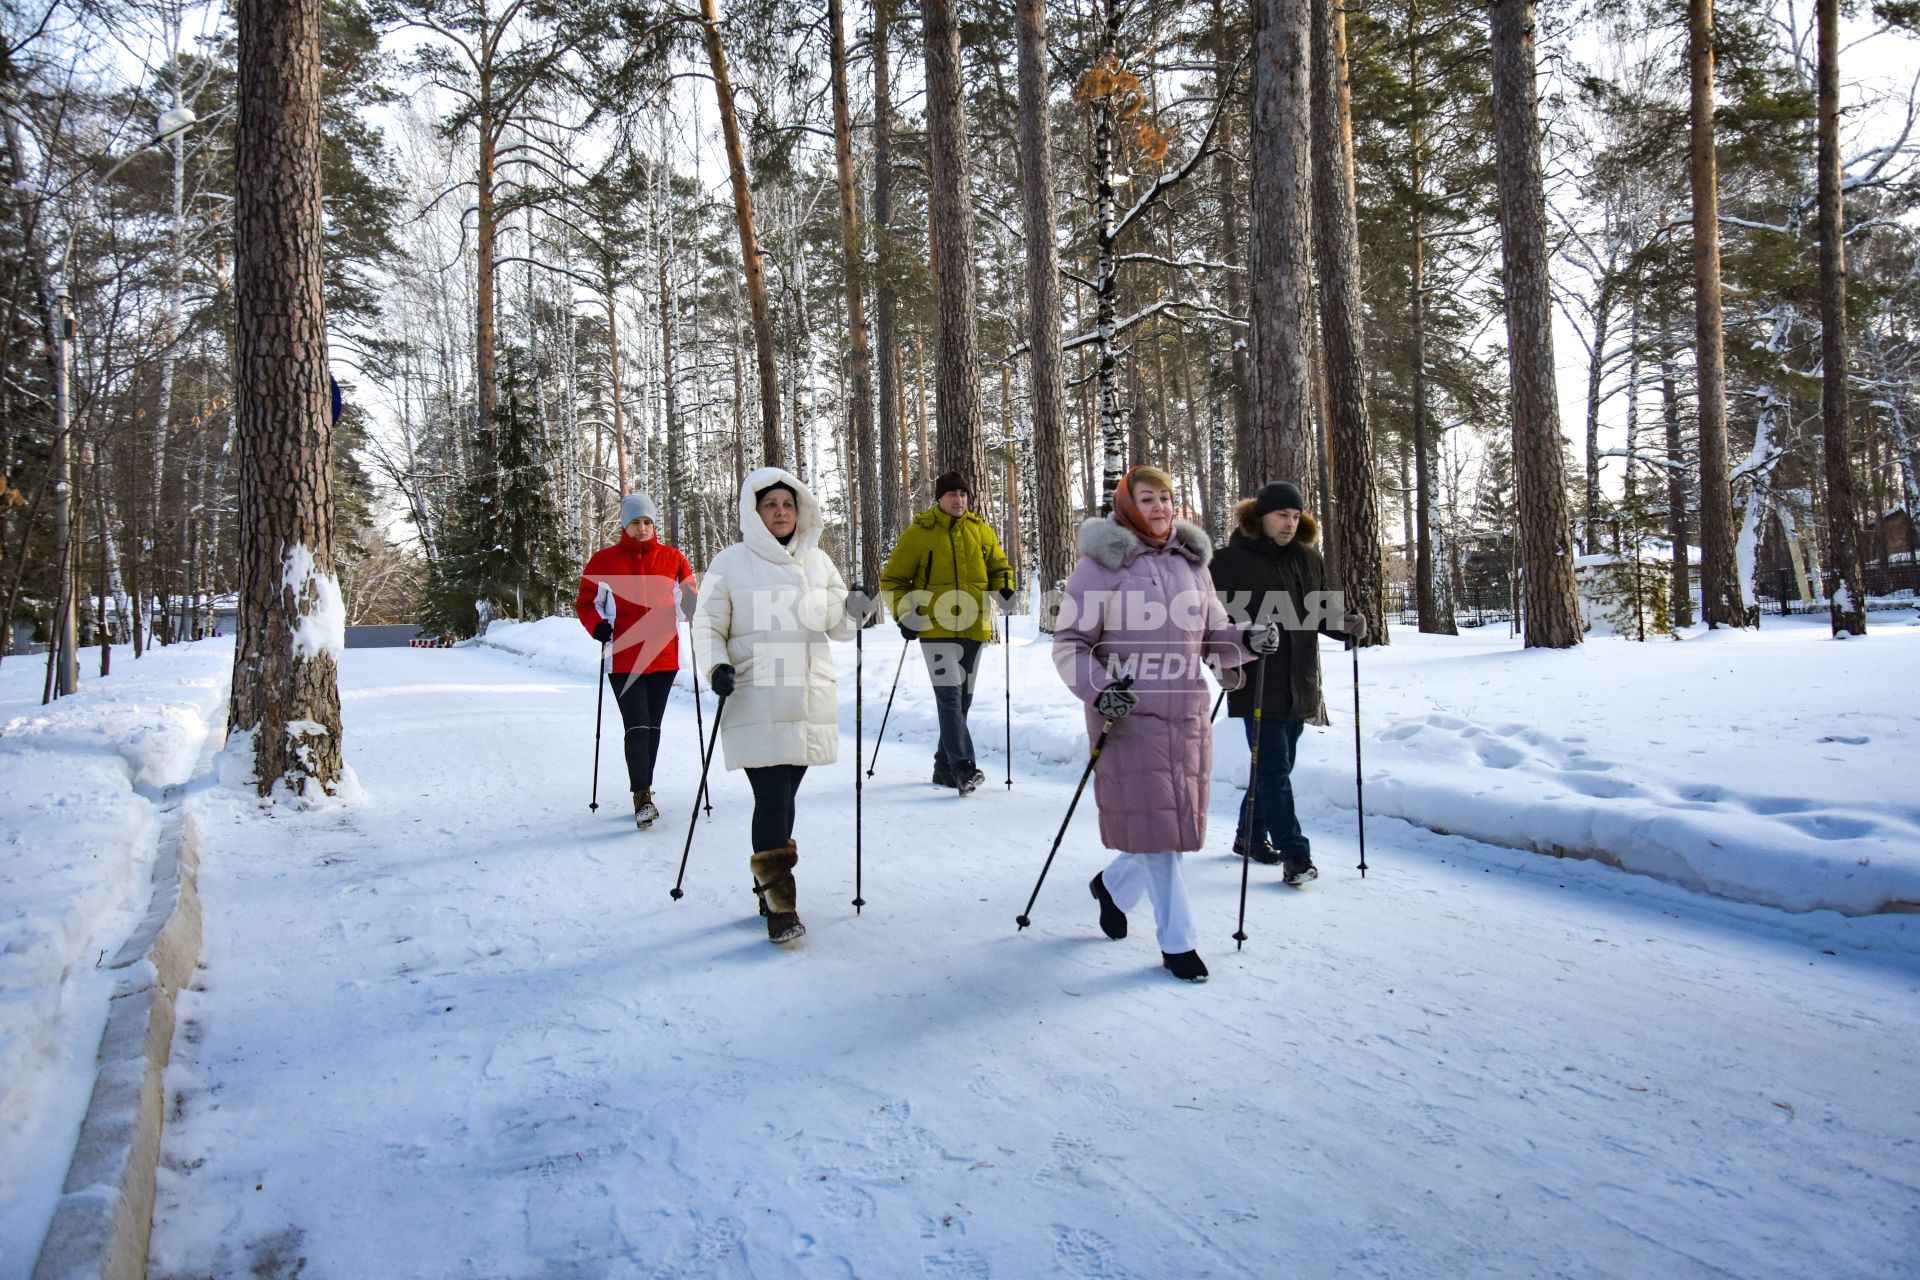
31,709,224,1280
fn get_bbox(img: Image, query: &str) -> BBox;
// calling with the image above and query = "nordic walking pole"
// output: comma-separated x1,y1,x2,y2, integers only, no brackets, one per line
866,635,910,777
1015,675,1133,930
589,581,616,812
689,638,712,818
1352,638,1367,877
589,640,609,811
1210,688,1226,724
1232,653,1270,951
854,604,866,913
670,693,728,901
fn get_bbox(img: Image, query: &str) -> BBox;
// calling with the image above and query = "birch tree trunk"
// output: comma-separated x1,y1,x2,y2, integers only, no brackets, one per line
1247,0,1314,494
1488,0,1582,648
923,0,986,488
1311,0,1388,643
1688,0,1748,626
699,0,783,467
1816,0,1868,635
232,0,343,794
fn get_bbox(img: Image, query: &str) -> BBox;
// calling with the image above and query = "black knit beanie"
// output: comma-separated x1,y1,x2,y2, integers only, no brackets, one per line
1254,481,1306,515
934,471,969,500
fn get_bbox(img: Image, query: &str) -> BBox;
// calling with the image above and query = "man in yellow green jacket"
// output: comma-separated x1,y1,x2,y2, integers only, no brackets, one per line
880,471,1015,795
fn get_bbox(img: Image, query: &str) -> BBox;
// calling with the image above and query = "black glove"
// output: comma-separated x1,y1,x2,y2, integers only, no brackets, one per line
679,591,698,621
592,619,613,643
897,619,918,643
708,664,736,698
1246,623,1281,655
997,587,1016,605
1094,683,1138,720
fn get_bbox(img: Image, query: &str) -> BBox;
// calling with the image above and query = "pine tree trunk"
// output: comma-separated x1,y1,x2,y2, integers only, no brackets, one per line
1688,0,1747,627
923,0,985,488
827,0,880,590
1015,0,1074,605
699,0,782,468
1408,17,1452,636
873,0,903,547
1248,0,1314,494
1488,0,1582,648
1210,0,1252,498
232,0,343,794
477,115,499,491
1311,0,1388,644
662,259,681,546
1816,0,1868,635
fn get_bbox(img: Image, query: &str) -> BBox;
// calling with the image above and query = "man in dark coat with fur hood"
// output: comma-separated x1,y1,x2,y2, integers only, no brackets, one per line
1209,481,1367,884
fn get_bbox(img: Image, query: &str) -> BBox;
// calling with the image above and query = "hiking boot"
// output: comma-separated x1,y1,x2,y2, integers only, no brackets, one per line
931,765,957,789
1089,872,1128,940
1162,950,1210,983
1231,832,1282,865
633,789,660,829
955,762,985,797
1283,860,1319,887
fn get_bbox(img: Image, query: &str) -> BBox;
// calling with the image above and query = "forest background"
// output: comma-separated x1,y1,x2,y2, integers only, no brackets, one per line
4,0,1919,678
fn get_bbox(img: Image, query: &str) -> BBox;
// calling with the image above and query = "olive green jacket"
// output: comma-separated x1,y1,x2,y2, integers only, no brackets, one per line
880,506,1015,642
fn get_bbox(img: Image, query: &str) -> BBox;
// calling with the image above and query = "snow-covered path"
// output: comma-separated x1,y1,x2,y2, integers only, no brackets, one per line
149,645,1920,1279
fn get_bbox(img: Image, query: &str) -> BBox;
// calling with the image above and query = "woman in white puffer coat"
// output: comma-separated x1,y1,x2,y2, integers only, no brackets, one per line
692,466,868,943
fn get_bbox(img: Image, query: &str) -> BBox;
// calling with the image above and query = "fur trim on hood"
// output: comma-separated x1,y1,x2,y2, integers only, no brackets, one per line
1233,498,1319,548
736,465,824,563
1077,514,1213,571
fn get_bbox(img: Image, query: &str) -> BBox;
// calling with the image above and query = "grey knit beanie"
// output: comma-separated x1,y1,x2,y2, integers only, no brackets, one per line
619,493,658,527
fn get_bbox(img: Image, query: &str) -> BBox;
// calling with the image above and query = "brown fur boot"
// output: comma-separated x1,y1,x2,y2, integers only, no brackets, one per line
633,789,659,829
750,840,804,943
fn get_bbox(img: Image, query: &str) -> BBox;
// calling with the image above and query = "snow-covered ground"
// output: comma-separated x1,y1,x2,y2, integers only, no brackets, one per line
5,616,1918,1277
0,640,230,1273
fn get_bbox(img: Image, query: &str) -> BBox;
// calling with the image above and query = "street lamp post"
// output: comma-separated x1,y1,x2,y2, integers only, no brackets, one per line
47,107,197,700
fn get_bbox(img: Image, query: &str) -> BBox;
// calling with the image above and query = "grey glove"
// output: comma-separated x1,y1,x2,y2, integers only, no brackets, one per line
846,586,880,625
679,590,698,621
708,664,736,698
1094,683,1138,721
1344,611,1368,641
1214,662,1248,692
1247,623,1282,655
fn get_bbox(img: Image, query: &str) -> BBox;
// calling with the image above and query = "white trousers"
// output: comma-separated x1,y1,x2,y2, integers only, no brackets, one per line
1099,851,1197,955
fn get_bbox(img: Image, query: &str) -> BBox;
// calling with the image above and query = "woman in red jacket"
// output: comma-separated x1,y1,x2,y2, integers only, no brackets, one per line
576,493,697,828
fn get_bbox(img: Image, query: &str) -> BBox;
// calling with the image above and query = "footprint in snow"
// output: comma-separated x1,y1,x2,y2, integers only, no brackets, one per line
1053,1227,1136,1280
922,1248,991,1278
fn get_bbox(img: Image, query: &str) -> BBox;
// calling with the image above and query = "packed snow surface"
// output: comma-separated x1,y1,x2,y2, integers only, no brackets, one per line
118,616,1917,1279
5,615,1916,1276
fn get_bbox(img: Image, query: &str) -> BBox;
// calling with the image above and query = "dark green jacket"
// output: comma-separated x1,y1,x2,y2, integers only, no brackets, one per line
881,506,1014,642
1209,499,1338,721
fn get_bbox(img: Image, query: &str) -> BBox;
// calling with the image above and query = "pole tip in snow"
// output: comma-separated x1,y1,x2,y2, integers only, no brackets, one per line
589,802,599,812
852,896,865,913
1015,915,1031,930
669,887,684,901
1232,930,1247,950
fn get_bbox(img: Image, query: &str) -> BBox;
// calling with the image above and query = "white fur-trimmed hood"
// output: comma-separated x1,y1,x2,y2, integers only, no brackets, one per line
1076,515,1212,571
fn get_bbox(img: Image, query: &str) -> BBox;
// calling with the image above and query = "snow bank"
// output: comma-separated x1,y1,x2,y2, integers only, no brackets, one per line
471,612,1920,917
0,640,229,1255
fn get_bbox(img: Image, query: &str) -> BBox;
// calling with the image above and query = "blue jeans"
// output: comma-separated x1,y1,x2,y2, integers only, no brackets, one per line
922,638,983,773
1233,716,1310,866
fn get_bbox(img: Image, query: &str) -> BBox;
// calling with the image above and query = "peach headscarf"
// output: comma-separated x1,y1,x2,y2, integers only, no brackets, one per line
1112,466,1175,547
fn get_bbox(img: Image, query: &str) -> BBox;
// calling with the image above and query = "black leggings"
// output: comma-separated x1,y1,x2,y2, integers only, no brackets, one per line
745,764,808,852
609,670,676,792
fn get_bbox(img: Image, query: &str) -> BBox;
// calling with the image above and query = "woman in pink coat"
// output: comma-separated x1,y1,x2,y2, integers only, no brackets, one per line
1052,467,1274,982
